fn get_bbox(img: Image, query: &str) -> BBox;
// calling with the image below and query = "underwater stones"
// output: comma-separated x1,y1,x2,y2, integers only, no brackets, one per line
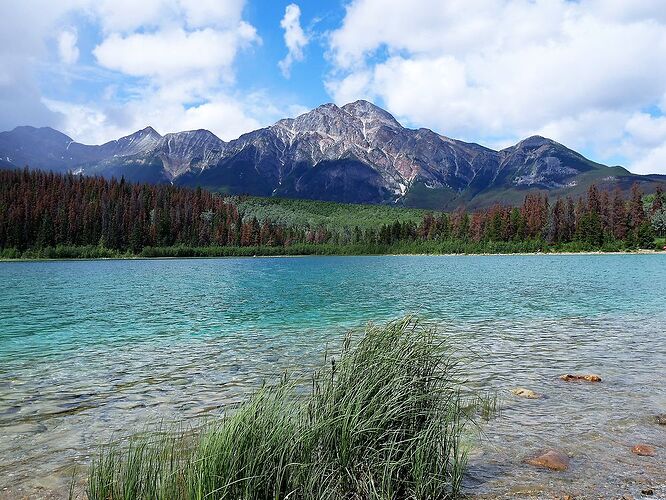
559,374,601,382
655,414,666,425
525,449,570,471
632,444,656,457
510,388,540,399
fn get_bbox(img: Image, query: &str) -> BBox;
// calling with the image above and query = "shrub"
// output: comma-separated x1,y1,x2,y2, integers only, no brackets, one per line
86,318,484,499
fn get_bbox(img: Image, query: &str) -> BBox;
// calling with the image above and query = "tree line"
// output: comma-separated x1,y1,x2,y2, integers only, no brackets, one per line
395,183,663,249
0,168,664,257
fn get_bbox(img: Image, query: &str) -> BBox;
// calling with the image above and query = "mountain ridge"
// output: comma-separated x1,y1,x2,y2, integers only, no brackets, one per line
1,100,664,209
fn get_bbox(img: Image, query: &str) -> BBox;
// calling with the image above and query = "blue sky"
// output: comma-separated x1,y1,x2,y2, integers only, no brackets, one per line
2,0,666,175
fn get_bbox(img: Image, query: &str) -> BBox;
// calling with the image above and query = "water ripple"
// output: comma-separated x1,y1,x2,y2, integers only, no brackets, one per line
0,255,665,498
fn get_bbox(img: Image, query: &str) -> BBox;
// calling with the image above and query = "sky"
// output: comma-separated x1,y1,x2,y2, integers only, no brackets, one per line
1,0,666,175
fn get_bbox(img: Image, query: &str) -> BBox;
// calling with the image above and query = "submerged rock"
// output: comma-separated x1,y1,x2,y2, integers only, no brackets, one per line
559,374,601,382
510,388,541,399
655,414,666,425
525,449,570,471
632,444,656,457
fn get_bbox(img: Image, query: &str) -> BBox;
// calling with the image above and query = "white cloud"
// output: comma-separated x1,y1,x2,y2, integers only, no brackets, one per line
42,98,126,143
180,98,262,138
630,144,666,175
16,0,291,145
278,3,309,78
624,113,666,149
80,0,265,143
91,0,246,32
326,0,666,174
93,25,258,80
57,29,79,64
43,90,287,144
0,0,300,146
0,0,91,131
93,0,169,33
179,0,245,29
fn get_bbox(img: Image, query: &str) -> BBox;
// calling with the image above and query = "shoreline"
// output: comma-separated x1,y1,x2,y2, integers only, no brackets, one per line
0,249,663,262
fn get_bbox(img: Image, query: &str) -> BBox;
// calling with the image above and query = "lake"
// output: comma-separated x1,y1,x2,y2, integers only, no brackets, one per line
1,255,665,498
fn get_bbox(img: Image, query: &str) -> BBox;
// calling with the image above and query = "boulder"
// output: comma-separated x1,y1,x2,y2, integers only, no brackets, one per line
525,449,570,471
632,444,656,457
510,388,541,399
559,374,601,382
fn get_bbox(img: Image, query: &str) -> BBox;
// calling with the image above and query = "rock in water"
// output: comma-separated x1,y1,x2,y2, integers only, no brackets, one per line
510,388,541,399
632,444,656,457
655,414,666,425
559,374,601,382
525,449,570,471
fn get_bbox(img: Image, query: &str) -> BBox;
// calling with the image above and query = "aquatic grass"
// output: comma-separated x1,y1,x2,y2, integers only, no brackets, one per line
469,390,501,421
86,317,484,499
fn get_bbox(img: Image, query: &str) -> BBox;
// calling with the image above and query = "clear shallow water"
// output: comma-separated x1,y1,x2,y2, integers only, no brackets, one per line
0,255,665,498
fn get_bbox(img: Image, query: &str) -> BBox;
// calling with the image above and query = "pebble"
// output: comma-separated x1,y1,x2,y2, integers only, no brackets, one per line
525,449,570,471
559,374,601,382
632,444,656,457
510,388,540,399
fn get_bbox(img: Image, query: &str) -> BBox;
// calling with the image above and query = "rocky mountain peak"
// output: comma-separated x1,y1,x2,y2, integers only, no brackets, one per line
106,126,163,157
8,125,73,145
158,130,225,158
161,129,221,143
341,100,401,129
290,102,352,137
137,126,161,139
511,135,560,150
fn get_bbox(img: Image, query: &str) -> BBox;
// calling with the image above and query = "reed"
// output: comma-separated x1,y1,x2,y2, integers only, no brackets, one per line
86,317,485,499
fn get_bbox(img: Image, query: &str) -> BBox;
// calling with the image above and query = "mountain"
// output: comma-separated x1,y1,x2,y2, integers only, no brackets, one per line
1,101,664,209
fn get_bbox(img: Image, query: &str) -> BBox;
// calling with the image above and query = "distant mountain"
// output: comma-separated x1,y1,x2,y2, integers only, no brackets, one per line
1,100,664,209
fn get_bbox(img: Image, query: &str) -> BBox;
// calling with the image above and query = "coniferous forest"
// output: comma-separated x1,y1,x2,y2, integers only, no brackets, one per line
0,168,664,259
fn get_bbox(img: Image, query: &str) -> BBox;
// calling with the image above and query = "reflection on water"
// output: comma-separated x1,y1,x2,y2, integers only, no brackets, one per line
0,255,665,498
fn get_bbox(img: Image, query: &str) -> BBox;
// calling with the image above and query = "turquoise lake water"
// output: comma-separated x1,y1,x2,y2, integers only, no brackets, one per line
1,255,665,498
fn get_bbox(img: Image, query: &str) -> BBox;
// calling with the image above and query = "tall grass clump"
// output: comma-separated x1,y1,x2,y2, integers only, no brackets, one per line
87,317,482,499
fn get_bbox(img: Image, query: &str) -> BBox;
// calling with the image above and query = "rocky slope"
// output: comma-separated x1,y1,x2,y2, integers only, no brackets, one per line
1,100,664,209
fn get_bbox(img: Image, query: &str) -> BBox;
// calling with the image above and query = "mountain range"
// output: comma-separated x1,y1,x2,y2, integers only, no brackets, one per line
1,100,664,209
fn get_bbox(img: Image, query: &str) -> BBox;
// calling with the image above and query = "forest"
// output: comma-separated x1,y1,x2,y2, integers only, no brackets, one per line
0,168,664,259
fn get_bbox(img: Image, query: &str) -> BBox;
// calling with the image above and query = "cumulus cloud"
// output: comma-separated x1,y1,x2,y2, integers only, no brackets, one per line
0,1,89,131
0,0,299,144
43,91,267,144
326,0,666,174
92,0,169,33
57,29,79,64
179,0,245,29
79,0,263,142
278,4,309,78
0,0,288,144
93,25,258,80
91,0,247,32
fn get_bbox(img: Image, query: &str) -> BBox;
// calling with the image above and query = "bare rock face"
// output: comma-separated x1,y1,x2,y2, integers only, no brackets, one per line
510,388,541,399
559,374,602,382
525,449,570,471
153,130,225,179
632,444,656,457
2,101,664,208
